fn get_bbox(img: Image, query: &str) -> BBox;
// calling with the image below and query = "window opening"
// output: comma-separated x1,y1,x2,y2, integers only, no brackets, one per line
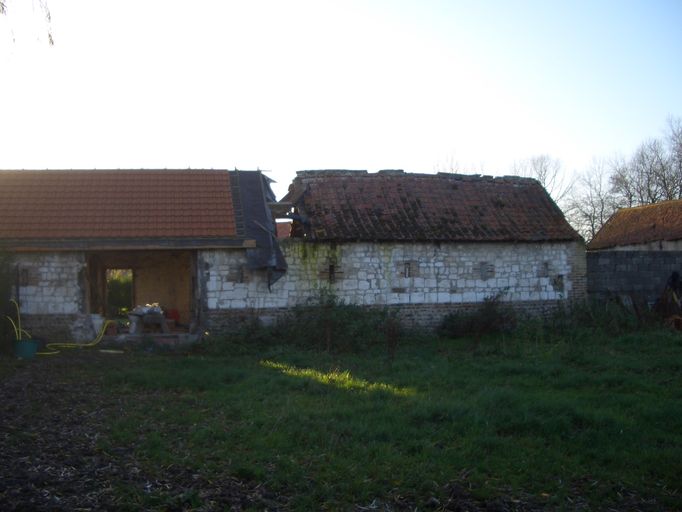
478,261,495,280
106,268,133,318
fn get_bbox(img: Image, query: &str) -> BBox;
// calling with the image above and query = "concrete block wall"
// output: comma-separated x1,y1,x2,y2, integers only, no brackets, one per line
587,250,682,305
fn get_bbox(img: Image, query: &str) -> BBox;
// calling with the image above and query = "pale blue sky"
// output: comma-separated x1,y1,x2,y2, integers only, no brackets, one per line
1,0,680,198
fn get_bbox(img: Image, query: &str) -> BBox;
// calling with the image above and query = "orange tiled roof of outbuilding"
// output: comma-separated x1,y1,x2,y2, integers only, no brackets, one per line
588,200,682,250
0,169,237,243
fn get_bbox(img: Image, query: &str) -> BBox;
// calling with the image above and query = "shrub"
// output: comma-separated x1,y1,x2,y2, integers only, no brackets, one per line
203,288,401,355
510,297,657,347
276,288,393,352
549,298,651,337
106,270,133,317
438,292,517,339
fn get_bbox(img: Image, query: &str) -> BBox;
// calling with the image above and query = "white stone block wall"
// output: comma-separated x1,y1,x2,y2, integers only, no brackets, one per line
13,252,86,314
199,240,586,311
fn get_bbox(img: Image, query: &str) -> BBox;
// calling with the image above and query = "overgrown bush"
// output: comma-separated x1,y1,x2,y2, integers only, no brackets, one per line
203,288,402,355
516,298,653,344
438,292,517,339
106,270,133,317
277,288,394,352
438,289,663,343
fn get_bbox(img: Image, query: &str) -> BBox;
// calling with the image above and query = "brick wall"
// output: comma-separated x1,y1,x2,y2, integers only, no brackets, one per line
203,300,569,334
587,250,682,305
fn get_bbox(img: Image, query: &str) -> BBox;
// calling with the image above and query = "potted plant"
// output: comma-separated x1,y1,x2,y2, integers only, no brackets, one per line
5,299,39,360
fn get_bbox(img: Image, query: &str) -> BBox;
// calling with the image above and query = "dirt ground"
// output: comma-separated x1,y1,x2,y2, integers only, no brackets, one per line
0,352,287,511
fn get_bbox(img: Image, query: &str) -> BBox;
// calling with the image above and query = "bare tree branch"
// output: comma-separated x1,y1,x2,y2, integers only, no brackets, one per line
1,0,53,45
609,119,682,207
564,159,618,242
511,154,575,206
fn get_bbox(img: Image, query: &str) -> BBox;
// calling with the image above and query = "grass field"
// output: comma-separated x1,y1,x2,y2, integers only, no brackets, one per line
2,327,682,510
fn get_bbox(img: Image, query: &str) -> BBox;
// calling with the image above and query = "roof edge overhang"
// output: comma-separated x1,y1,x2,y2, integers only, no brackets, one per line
2,237,257,252
587,236,682,251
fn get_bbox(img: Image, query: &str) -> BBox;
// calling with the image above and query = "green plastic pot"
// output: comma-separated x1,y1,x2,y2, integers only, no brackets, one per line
14,339,39,360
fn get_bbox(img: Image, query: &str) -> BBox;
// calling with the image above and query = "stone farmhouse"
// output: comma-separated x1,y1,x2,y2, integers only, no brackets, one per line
587,200,682,305
262,170,585,328
1,168,586,341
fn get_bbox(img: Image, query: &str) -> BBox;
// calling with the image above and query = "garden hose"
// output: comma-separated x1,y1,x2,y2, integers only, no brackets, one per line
37,319,119,356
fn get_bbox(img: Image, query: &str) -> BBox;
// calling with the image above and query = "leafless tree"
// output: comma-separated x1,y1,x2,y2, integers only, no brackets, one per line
511,154,574,206
562,116,682,241
668,116,682,194
434,155,466,174
0,0,53,45
609,118,682,207
564,159,618,242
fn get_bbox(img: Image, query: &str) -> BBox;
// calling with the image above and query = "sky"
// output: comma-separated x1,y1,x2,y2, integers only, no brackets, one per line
1,0,681,198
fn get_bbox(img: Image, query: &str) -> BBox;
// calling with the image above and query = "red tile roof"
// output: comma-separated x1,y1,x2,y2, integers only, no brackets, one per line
275,221,292,239
0,170,240,246
282,170,580,243
588,200,682,250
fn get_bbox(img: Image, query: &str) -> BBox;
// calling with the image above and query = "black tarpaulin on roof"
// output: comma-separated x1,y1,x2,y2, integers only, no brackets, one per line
232,171,287,288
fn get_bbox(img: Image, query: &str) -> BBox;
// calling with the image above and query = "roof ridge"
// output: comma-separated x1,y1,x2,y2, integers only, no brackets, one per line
294,169,538,184
0,168,240,173
617,199,682,211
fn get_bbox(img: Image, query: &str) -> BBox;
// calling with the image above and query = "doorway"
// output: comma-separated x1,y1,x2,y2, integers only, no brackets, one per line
87,250,196,332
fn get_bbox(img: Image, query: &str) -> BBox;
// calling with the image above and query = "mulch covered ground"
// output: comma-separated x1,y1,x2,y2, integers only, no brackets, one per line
0,351,286,511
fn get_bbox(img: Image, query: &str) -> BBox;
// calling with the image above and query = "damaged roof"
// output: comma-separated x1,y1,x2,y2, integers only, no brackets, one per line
0,169,264,250
588,200,682,250
281,170,580,243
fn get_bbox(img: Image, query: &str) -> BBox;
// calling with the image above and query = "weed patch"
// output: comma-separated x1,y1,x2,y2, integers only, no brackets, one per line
203,288,401,356
438,291,517,339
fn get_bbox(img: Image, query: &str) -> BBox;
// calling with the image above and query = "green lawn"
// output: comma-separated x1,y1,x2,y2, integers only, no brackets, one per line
0,331,682,510
91,330,682,510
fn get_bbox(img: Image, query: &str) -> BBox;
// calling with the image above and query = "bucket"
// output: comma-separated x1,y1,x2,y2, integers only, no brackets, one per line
14,339,40,360
91,314,104,335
